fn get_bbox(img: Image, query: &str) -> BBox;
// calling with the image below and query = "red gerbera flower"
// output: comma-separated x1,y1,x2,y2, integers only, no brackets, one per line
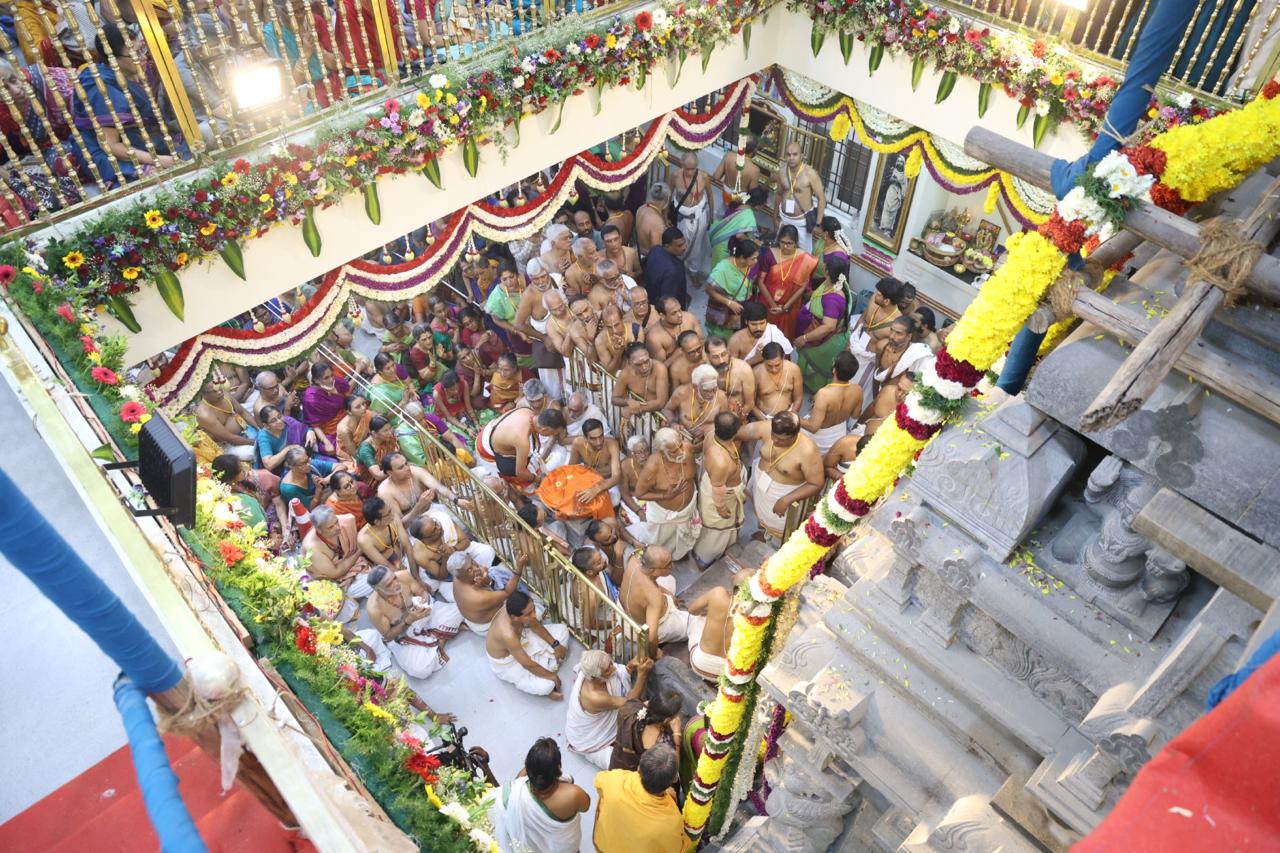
0,265,14,288
636,10,653,30
219,540,246,566
294,623,317,655
91,366,119,385
584,33,601,49
120,401,148,423
56,303,76,323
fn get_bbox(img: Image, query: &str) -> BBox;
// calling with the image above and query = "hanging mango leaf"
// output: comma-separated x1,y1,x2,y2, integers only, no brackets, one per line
219,240,245,280
977,81,992,118
636,66,647,90
363,183,381,225
810,21,825,57
90,443,117,462
701,46,714,73
742,22,751,55
153,266,184,321
935,70,957,103
550,98,568,134
1016,103,1031,129
839,31,854,65
594,81,604,115
422,157,442,189
302,205,322,257
1032,113,1052,149
463,136,480,177
674,49,687,85
868,43,884,74
910,55,925,91
106,294,140,334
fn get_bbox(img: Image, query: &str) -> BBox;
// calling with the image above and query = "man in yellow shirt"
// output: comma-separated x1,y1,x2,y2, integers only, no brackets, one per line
593,744,693,852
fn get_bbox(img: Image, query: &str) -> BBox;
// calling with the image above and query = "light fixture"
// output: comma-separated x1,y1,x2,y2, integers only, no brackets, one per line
229,60,285,113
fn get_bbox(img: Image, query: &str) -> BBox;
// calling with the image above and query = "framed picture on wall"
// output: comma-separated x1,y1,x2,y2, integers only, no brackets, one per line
862,151,918,255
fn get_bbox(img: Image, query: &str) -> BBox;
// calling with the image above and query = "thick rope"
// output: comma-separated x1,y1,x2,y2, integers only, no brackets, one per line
1185,219,1262,307
1046,269,1085,321
155,675,248,738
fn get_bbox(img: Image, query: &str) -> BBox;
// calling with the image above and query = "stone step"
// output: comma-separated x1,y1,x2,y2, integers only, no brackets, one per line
652,655,716,719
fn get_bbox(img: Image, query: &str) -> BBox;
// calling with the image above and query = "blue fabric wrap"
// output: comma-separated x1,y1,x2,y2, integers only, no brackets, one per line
0,467,183,693
1050,0,1202,198
995,326,1047,394
1208,629,1280,709
114,678,208,853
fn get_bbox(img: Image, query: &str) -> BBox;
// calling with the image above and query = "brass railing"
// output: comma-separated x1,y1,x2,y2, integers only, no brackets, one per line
938,0,1279,101
0,0,614,230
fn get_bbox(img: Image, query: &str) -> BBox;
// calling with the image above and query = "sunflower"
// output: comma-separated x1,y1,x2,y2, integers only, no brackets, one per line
221,172,240,188
62,250,85,270
122,267,141,280
144,209,165,229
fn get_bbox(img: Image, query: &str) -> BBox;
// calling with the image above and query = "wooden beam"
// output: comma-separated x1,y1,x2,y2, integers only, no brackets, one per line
964,128,1280,302
1085,231,1144,273
1079,176,1280,432
1132,488,1280,612
1073,288,1280,426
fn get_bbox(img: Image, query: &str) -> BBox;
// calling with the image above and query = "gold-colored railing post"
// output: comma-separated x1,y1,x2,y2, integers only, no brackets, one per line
127,0,203,153
367,0,400,85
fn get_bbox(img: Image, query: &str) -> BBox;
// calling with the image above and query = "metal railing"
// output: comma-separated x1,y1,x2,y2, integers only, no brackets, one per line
938,0,1279,102
0,0,613,230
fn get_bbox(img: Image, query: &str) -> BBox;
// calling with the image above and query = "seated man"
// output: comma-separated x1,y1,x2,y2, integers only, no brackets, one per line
477,405,564,491
566,650,653,770
407,515,453,599
453,553,525,635
377,452,451,527
498,738,591,853
620,544,735,669
357,497,420,580
365,565,464,680
487,590,571,699
586,516,650,587
569,545,622,635
593,744,690,853
304,504,373,600
568,418,622,504
195,375,257,462
564,390,611,438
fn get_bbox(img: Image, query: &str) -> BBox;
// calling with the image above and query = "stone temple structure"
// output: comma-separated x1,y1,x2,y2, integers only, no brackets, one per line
721,206,1280,850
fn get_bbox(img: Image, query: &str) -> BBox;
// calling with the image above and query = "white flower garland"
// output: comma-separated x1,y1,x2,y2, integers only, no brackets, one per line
713,694,775,842
919,359,967,400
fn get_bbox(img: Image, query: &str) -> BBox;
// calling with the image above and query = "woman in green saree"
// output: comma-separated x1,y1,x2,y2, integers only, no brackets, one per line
705,237,760,342
707,191,760,269
795,256,853,393
367,353,412,421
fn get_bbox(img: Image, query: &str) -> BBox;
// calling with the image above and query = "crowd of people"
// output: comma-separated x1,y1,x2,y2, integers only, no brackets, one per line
171,137,953,851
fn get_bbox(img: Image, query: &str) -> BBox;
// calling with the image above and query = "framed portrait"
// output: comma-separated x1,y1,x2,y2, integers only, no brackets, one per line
974,219,1002,253
862,151,918,255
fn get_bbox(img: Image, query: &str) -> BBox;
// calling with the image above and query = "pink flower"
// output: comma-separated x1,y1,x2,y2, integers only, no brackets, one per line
0,265,14,288
56,303,75,323
80,335,98,354
91,366,119,385
119,401,148,423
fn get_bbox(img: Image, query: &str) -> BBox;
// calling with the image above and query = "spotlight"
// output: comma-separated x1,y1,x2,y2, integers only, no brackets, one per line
229,60,285,113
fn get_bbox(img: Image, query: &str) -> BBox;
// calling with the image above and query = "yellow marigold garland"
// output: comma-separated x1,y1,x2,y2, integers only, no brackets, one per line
1151,91,1280,201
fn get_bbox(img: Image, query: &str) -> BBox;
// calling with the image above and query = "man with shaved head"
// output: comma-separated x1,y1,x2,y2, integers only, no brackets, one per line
776,141,826,252
670,150,712,288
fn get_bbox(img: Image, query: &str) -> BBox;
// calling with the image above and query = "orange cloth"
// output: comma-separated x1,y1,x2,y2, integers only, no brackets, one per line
536,464,613,521
592,769,692,853
326,495,366,529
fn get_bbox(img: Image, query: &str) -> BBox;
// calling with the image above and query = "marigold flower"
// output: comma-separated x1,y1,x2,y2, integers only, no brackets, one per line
175,252,189,266
200,223,217,236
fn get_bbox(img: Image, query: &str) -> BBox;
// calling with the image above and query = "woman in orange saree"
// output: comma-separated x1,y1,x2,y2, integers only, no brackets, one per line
756,224,818,339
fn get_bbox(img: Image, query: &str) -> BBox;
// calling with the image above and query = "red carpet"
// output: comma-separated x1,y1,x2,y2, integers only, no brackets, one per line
0,735,315,852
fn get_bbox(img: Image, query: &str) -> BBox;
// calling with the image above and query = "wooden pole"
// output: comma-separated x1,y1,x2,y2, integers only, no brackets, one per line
964,128,1280,302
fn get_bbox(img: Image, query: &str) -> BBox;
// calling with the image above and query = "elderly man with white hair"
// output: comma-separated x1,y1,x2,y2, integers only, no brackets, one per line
518,379,573,472
620,434,652,528
588,258,635,315
566,650,654,769
565,236,601,297
564,390,611,438
633,427,700,561
246,369,296,421
515,256,567,402
663,363,728,455
365,564,464,679
540,222,574,276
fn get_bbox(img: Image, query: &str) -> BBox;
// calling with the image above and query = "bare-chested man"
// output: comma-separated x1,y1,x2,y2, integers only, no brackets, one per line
729,302,795,367
862,374,915,438
568,418,622,506
358,496,420,578
195,375,257,461
595,304,639,373
705,335,755,420
602,222,642,279
588,259,634,315
248,370,297,422
377,452,450,527
564,237,600,299
798,351,863,458
585,517,647,587
612,342,670,435
516,259,567,400
407,515,453,596
636,182,670,259
478,406,566,488
542,290,577,359
454,552,525,634
601,196,635,247
567,296,601,359
569,545,621,634
711,133,763,204
667,329,707,389
752,342,804,420
663,364,726,453
871,316,932,400
305,504,372,598
646,296,701,365
620,435,651,524
776,142,826,252
634,428,699,561
692,412,746,570
365,564,463,679
620,544,736,674
487,589,571,699
824,433,861,484
738,412,825,542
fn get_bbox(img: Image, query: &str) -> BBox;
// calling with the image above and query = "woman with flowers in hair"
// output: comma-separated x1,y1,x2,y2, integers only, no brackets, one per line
708,189,760,268
756,224,817,339
794,256,853,394
810,215,853,284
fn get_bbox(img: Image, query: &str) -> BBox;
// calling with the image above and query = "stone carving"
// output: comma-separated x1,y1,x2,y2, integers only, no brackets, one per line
937,547,981,596
1095,732,1150,785
1139,546,1190,604
1108,400,1205,489
758,730,861,853
1081,456,1160,589
900,796,1033,852
889,510,926,557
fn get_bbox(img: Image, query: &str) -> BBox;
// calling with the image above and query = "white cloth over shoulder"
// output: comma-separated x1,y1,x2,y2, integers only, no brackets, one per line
874,342,933,385
488,622,571,695
743,323,795,362
386,601,464,679
565,403,611,437
566,663,631,769
496,776,583,853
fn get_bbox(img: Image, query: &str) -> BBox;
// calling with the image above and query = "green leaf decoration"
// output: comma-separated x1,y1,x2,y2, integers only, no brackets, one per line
106,294,140,333
935,70,957,103
1016,103,1031,129
219,240,245,280
463,136,480,177
701,46,714,73
1032,112,1052,149
91,443,117,462
675,49,687,85
839,31,854,65
868,42,884,74
910,55,925,91
302,205,322,257
153,266,184,321
636,66,647,90
742,22,751,55
422,157,442,189
977,81,992,118
594,81,604,115
362,183,381,225
810,21,825,57
512,110,522,145
550,98,568,134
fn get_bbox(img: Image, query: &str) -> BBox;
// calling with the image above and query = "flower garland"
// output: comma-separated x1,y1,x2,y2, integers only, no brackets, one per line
769,69,1054,226
791,0,1227,146
40,0,766,323
144,78,755,413
683,83,1280,841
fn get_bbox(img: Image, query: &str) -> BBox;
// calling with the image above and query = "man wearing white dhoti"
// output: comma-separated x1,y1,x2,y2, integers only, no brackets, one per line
693,413,747,570
497,738,590,853
775,142,826,253
455,554,526,636
800,351,864,457
566,650,653,770
738,412,826,542
633,428,700,562
672,152,713,286
871,316,934,400
487,591,572,698
365,566,463,680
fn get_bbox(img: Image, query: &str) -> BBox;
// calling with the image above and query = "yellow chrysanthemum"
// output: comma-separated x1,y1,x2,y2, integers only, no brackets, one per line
829,112,852,142
1151,90,1280,201
1049,72,1063,86
444,92,457,106
122,267,141,280
416,92,431,110
80,323,95,335
143,209,165,229
426,787,444,809
259,193,272,203
200,223,217,236
448,114,460,125
363,701,395,723
87,351,102,364
62,250,85,270
605,33,617,48
221,172,239,187
284,172,298,185
175,252,189,266
904,145,923,179
344,155,358,167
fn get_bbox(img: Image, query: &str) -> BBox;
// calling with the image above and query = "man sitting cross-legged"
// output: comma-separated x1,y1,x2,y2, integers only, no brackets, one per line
566,650,654,770
487,590,572,700
365,565,464,680
305,504,373,600
357,497,421,581
567,418,622,505
453,552,526,636
407,515,453,600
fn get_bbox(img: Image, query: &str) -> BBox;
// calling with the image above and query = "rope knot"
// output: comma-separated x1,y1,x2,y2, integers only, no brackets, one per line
1187,219,1261,307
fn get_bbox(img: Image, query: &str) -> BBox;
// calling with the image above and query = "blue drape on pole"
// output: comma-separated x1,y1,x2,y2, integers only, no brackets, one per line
114,677,208,853
1208,630,1280,709
0,466,182,693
